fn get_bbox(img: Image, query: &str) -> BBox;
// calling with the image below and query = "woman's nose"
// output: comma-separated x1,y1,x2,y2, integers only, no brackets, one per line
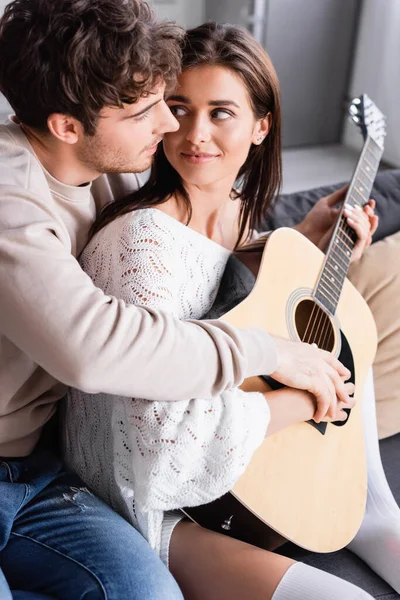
185,117,212,145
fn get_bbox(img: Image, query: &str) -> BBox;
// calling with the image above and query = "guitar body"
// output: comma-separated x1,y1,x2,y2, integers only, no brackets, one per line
184,227,377,553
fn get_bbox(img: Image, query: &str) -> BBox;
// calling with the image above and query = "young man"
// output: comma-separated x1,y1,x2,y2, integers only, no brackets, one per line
0,0,355,597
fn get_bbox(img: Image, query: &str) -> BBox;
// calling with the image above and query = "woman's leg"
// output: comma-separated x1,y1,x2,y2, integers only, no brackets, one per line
347,368,400,592
170,521,373,600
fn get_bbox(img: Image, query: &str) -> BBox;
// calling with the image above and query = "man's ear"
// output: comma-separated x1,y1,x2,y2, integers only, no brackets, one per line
47,114,82,144
252,112,272,145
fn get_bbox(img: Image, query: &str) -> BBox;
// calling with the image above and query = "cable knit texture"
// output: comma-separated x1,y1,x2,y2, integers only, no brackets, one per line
63,208,270,562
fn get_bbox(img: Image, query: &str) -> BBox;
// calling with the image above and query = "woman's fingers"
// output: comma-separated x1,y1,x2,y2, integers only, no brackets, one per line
343,200,379,260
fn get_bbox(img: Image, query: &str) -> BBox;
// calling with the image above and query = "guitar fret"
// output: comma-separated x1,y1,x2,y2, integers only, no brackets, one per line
318,279,340,302
325,258,346,277
361,164,373,178
325,262,346,285
321,271,341,296
363,155,377,172
357,170,372,186
367,143,381,160
314,290,335,316
351,186,368,205
334,234,352,253
332,245,351,266
321,275,342,296
330,252,350,275
366,147,380,163
315,286,336,305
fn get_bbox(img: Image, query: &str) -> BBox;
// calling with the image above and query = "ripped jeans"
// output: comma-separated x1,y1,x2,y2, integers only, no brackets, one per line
0,448,183,600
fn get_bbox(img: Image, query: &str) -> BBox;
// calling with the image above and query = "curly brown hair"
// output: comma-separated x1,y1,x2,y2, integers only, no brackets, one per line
0,0,183,134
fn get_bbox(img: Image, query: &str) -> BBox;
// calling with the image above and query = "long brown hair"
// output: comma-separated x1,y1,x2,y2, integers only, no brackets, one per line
92,22,282,246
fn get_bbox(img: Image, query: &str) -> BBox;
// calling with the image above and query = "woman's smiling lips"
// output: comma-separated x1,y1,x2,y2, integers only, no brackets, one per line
180,151,220,165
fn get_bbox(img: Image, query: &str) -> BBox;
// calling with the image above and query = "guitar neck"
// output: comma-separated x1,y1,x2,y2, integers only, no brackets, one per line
314,136,383,315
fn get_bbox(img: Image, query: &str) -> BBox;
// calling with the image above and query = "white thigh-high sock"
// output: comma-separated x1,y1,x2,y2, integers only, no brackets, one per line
272,562,373,599
347,368,400,593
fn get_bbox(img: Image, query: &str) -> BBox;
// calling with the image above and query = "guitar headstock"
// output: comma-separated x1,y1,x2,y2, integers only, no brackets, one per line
349,94,386,149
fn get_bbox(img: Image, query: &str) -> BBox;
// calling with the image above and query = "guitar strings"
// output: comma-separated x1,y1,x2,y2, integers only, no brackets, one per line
301,211,358,350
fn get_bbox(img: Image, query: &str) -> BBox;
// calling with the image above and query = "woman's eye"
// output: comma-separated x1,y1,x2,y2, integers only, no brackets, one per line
211,109,232,120
169,105,187,117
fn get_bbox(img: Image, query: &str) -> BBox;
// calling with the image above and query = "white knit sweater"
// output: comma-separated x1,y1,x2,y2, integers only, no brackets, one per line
63,208,270,564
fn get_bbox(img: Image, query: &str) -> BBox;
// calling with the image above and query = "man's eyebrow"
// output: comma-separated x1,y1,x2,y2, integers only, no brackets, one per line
167,95,240,109
124,98,162,119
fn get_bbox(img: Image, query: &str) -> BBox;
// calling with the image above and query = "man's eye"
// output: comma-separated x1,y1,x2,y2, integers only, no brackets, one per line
169,105,187,117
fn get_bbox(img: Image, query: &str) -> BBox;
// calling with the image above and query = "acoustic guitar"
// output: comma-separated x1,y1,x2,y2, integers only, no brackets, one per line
183,95,386,553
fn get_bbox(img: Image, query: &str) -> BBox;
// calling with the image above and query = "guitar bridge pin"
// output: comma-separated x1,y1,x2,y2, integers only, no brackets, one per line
221,515,233,531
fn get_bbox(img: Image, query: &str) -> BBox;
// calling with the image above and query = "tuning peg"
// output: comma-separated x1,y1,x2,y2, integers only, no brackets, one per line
349,104,359,116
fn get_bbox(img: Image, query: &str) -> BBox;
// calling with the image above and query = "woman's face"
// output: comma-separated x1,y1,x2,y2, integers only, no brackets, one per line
164,65,270,189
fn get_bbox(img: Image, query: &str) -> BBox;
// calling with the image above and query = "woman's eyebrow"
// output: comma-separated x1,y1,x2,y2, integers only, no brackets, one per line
208,100,240,108
167,95,240,109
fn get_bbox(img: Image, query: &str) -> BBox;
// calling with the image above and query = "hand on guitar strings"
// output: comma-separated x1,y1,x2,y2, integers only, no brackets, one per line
270,337,355,422
295,186,379,260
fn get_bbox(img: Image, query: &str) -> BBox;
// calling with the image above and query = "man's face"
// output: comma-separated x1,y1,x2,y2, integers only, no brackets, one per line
76,82,179,175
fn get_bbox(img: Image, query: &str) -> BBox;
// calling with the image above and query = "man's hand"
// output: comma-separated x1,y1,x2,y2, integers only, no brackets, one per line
295,187,379,262
270,337,354,422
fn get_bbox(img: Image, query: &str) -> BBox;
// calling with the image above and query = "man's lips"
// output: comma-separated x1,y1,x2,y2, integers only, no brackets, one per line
143,139,163,154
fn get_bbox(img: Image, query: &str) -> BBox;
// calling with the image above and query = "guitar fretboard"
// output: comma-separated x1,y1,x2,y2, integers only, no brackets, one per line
314,137,383,315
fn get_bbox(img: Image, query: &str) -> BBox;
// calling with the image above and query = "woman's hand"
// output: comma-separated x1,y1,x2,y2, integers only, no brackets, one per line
317,380,355,423
343,199,378,262
295,187,379,261
270,337,354,420
264,382,356,436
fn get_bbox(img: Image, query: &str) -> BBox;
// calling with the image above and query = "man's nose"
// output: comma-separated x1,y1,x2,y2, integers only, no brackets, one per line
157,101,180,134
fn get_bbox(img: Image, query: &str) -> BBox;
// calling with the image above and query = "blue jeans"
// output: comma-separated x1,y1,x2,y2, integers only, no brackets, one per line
0,448,183,600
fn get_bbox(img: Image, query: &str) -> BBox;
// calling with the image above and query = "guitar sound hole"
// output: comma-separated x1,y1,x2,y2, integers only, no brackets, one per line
295,299,335,352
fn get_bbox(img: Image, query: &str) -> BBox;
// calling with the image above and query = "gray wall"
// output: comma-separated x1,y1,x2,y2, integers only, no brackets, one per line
205,0,250,27
149,0,204,28
265,0,361,148
342,0,400,167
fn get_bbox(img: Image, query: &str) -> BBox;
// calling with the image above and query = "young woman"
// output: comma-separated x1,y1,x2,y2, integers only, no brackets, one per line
63,23,398,600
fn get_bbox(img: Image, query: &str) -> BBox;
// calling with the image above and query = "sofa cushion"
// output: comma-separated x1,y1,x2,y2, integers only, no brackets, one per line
262,169,400,243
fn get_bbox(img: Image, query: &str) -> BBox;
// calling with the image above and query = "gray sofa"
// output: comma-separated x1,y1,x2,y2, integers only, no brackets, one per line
266,170,400,599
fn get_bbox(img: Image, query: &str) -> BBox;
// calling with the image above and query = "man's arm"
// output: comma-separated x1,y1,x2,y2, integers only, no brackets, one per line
0,187,277,402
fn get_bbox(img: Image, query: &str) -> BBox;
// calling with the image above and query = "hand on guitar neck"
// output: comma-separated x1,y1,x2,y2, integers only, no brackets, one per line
294,186,378,261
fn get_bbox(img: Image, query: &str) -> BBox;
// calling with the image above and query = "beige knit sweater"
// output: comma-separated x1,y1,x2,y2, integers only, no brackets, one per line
0,118,277,457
